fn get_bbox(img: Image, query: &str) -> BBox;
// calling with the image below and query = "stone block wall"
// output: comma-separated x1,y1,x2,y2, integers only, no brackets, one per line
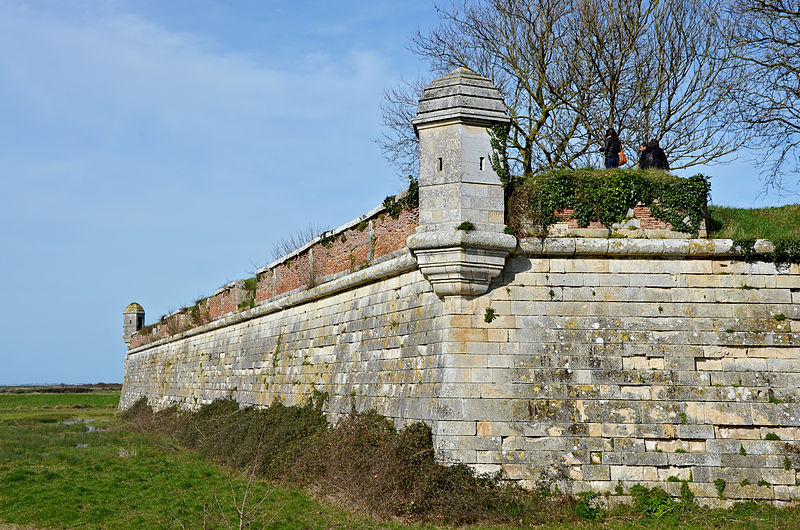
431,240,800,507
122,252,448,418
123,235,800,507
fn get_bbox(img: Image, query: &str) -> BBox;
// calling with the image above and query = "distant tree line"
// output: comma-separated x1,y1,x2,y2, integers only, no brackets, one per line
379,0,799,190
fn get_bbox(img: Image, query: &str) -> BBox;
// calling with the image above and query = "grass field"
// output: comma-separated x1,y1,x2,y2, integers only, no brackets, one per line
0,389,401,529
3,389,800,529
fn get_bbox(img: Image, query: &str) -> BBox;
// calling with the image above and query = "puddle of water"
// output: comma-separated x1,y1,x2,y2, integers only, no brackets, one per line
63,418,96,430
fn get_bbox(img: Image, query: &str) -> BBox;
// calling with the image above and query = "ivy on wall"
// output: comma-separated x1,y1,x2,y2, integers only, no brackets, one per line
383,176,419,218
731,239,800,264
507,169,710,237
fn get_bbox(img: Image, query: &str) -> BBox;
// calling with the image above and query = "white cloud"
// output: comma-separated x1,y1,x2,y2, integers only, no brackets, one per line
0,2,391,137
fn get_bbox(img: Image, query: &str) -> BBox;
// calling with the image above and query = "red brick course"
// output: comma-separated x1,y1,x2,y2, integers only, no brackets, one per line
131,204,420,347
632,204,671,229
313,226,371,278
221,286,237,315
373,208,419,258
553,204,671,230
255,273,273,304
207,293,223,320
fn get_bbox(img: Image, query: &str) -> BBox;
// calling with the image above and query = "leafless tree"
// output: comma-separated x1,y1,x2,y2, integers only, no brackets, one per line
270,223,328,261
578,0,747,168
728,0,800,189
377,77,428,176
381,0,747,176
408,0,596,178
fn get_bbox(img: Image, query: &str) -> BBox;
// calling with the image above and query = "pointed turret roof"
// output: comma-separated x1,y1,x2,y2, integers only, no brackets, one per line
412,67,509,134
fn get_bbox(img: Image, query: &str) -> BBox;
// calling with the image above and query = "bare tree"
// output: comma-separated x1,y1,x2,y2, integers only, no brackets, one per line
377,77,428,176
728,0,800,188
381,0,747,176
270,223,328,261
410,0,597,178
578,0,747,168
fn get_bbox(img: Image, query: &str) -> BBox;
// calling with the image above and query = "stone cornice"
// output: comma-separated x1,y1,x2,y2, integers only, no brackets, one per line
407,229,517,250
408,230,517,297
517,238,777,258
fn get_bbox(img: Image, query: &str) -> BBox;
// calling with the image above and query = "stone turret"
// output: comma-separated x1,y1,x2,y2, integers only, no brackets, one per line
407,68,516,296
123,302,145,347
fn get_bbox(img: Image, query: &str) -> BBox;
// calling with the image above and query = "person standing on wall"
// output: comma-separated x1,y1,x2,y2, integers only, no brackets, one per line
600,128,621,168
638,138,670,170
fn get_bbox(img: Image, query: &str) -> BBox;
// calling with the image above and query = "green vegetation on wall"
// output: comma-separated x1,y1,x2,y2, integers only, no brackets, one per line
382,176,419,219
238,277,258,310
507,169,710,237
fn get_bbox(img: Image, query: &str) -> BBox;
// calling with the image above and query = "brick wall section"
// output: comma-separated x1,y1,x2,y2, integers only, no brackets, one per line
313,225,370,277
554,204,671,230
207,293,223,320
221,287,236,315
374,208,419,258
130,331,151,349
274,253,311,296
632,204,671,229
129,203,419,348
255,273,273,304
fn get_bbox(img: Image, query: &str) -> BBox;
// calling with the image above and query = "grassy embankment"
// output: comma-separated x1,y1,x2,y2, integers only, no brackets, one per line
708,204,800,240
4,388,800,528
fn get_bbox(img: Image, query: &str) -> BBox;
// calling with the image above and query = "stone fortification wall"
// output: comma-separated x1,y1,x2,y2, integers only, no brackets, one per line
122,68,800,508
122,251,449,421
123,237,800,507
431,239,800,507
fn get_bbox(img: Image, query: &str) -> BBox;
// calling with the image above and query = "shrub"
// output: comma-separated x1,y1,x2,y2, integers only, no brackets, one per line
507,169,709,237
630,485,677,517
382,176,419,219
122,397,576,526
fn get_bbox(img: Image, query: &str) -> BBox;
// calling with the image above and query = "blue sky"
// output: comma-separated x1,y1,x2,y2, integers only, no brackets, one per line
1,0,797,385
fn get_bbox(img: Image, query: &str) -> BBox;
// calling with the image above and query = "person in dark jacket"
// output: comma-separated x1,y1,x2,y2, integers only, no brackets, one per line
600,128,621,168
637,142,648,168
639,138,669,170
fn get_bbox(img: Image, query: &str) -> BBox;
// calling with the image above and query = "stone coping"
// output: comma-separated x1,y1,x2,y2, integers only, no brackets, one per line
127,249,417,356
517,237,775,257
408,229,517,252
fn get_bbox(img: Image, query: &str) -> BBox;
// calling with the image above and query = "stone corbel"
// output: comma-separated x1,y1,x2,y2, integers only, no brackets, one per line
407,230,517,297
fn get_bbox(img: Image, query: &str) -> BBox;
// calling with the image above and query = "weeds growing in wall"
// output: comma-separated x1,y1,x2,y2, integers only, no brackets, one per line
730,238,800,264
507,169,710,237
238,278,258,310
382,175,419,219
187,299,212,327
